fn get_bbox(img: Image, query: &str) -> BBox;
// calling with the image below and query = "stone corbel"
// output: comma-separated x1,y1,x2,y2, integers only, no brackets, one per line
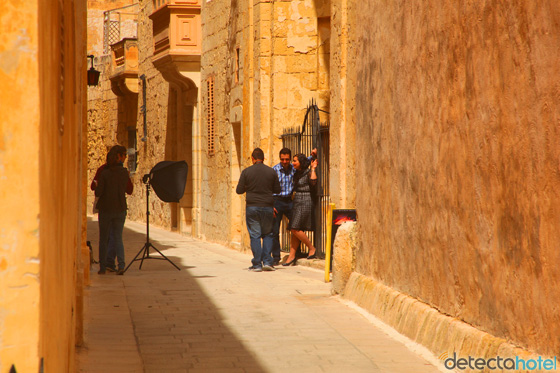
152,54,200,93
110,73,139,96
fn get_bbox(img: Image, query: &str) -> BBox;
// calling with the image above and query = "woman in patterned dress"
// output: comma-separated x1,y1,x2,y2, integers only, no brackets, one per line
283,153,319,266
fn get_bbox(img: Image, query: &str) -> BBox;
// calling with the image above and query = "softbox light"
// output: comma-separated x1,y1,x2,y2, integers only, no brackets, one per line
148,161,188,202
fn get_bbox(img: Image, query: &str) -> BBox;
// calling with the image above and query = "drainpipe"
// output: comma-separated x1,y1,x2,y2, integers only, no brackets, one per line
140,74,147,142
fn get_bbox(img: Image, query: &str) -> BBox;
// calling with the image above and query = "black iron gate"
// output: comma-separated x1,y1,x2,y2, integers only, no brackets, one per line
281,100,330,257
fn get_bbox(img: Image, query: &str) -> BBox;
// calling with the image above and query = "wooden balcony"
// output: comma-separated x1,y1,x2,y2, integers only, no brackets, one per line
150,0,201,80
109,38,139,96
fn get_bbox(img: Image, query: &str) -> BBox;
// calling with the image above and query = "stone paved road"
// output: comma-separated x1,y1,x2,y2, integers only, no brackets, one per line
77,217,442,373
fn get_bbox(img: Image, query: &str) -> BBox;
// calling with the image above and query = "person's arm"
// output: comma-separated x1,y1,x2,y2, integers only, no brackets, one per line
236,170,246,194
273,171,281,195
309,159,318,186
307,148,317,162
90,164,105,190
95,172,105,197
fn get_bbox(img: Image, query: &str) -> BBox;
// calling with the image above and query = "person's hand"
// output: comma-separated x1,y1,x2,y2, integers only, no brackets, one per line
311,148,318,158
310,159,318,170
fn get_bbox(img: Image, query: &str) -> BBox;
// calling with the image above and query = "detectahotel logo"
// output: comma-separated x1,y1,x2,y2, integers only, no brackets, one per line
440,352,557,371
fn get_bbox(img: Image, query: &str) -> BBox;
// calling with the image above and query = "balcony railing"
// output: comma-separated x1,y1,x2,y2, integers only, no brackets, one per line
103,3,139,54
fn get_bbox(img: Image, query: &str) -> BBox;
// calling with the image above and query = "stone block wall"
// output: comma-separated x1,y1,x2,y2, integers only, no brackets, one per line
354,0,560,356
328,0,356,210
200,0,246,245
0,0,89,371
0,4,42,371
87,0,173,230
87,0,340,254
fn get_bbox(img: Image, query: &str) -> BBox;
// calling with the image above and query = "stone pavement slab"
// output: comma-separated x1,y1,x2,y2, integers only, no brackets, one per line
77,217,443,372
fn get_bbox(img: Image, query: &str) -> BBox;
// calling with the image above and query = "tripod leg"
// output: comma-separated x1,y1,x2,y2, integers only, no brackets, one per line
124,243,150,273
148,243,181,271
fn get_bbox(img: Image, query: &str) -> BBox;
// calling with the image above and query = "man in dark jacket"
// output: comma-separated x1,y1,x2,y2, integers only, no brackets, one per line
95,145,133,275
236,148,281,271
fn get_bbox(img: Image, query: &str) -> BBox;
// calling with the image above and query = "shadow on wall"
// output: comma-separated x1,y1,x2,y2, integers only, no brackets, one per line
82,217,266,371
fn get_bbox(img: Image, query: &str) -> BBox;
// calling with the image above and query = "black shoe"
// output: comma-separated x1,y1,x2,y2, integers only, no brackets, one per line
97,270,106,275
282,258,297,266
306,254,317,260
116,269,125,276
273,259,280,266
106,267,117,273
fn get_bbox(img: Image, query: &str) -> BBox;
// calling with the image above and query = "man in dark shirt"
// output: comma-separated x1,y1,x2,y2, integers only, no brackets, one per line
236,148,281,272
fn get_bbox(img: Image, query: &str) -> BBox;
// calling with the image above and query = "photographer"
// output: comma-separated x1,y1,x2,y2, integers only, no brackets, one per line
95,145,133,275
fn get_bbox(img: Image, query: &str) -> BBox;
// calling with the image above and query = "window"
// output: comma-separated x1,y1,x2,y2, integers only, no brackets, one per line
235,47,240,83
127,126,137,173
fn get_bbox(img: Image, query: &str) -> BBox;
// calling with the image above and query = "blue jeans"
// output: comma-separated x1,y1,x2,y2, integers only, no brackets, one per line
105,231,117,269
246,206,274,268
98,210,127,271
272,198,292,261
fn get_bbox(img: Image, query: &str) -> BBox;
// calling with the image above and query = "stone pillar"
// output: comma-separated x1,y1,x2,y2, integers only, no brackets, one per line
332,222,358,294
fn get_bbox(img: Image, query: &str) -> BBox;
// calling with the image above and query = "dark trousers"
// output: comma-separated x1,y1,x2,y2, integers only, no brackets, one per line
98,210,127,271
272,198,293,261
246,206,275,268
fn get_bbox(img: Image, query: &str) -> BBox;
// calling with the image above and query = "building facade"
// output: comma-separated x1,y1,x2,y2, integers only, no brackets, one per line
0,0,89,371
353,0,560,358
87,0,558,363
87,0,354,250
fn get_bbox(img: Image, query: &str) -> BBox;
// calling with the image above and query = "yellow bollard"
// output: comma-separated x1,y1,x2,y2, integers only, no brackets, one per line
324,203,335,282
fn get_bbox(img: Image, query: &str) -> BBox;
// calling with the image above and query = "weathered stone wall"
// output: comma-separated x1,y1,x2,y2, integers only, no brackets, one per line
268,0,330,156
355,1,560,356
197,0,333,248
88,0,337,253
133,0,173,229
1,1,88,371
200,0,245,245
329,0,356,209
0,4,41,371
87,0,172,230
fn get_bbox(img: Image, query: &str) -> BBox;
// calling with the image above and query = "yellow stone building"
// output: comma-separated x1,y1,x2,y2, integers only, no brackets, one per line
0,0,89,371
1,0,555,370
86,0,355,249
86,0,560,362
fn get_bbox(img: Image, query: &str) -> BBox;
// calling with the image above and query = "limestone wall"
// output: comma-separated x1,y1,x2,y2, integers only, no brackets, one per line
133,0,173,229
87,0,337,252
354,1,560,356
0,3,41,371
87,0,172,230
198,0,333,247
200,0,245,245
328,0,356,209
1,1,88,371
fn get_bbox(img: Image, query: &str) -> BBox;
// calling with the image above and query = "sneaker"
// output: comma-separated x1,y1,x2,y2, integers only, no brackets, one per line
248,266,263,272
116,269,125,276
263,265,276,271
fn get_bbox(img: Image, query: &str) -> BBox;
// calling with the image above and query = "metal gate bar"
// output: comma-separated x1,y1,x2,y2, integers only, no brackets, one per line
281,100,329,257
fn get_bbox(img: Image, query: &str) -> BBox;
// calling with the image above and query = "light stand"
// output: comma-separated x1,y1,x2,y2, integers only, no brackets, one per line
124,175,181,272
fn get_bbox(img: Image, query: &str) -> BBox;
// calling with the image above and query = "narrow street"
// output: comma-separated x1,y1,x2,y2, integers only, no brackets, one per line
78,217,442,373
